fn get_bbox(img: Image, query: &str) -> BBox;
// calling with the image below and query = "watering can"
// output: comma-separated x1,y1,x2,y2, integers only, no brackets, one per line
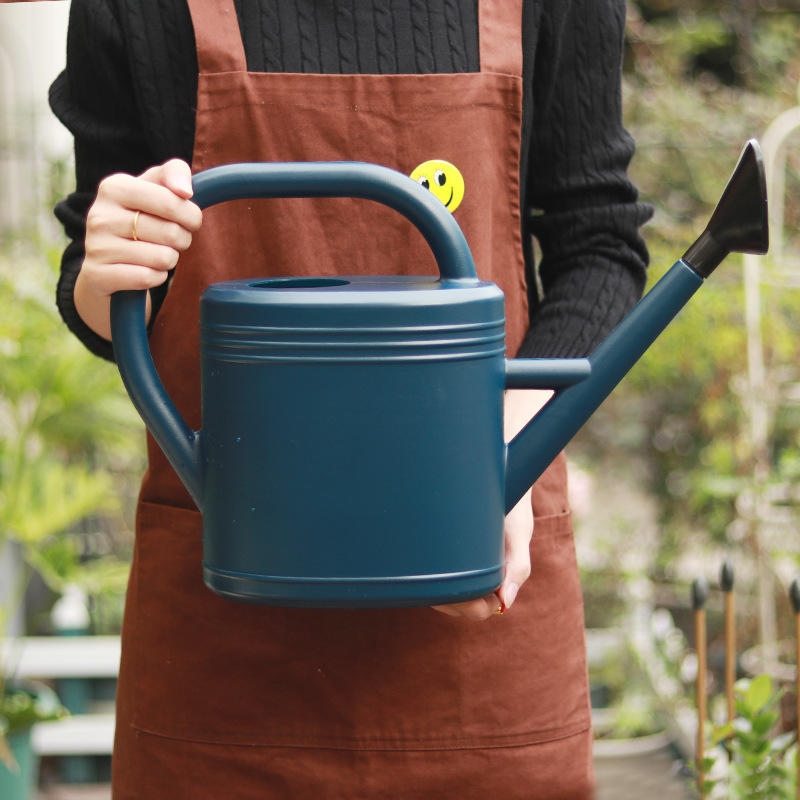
110,140,768,608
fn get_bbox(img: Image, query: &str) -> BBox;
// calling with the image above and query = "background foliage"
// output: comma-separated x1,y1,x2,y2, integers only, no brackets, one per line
0,235,143,636
573,1,800,644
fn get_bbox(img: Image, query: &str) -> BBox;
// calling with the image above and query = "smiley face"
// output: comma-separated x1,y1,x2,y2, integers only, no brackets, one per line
410,160,465,213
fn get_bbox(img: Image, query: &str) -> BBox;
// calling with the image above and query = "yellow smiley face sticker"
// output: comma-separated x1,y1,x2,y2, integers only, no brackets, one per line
410,160,465,213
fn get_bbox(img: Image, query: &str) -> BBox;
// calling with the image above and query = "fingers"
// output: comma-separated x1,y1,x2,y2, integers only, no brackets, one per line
431,593,503,622
499,488,533,611
94,165,202,235
434,387,546,623
83,209,182,293
87,205,194,257
131,210,195,250
431,488,533,623
82,159,202,298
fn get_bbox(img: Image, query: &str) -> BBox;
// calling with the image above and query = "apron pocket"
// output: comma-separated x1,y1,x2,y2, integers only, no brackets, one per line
126,501,466,748
456,508,591,745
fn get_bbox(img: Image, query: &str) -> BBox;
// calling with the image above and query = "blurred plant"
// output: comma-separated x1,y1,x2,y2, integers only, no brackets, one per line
0,236,143,770
628,1,800,92
0,239,142,607
595,687,666,741
705,674,797,800
572,6,800,591
0,676,65,772
589,620,673,741
646,607,698,717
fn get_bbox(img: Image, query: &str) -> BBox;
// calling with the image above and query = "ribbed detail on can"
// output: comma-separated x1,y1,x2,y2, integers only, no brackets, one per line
200,320,506,363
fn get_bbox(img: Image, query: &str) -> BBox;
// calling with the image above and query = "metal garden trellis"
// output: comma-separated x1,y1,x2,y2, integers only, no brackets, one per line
742,80,800,665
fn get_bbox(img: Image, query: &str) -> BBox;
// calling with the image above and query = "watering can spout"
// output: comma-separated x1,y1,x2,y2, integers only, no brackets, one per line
503,139,769,511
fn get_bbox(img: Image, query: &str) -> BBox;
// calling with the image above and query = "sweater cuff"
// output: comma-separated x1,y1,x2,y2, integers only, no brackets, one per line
56,255,117,363
515,259,644,360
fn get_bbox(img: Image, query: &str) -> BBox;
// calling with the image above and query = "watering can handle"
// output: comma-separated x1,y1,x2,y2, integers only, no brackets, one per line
110,161,479,509
188,162,478,280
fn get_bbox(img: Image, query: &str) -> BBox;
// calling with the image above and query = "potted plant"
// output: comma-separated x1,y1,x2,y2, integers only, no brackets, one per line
588,623,673,759
704,674,797,799
0,677,66,800
592,688,671,758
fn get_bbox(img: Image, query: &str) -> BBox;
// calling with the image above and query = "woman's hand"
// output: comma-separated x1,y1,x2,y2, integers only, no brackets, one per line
75,159,203,340
431,388,552,621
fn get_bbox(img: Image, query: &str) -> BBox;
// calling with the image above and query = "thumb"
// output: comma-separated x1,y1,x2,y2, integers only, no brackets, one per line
499,491,533,611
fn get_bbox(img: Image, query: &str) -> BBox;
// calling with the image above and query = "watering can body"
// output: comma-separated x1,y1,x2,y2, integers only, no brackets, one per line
199,276,509,605
111,146,768,608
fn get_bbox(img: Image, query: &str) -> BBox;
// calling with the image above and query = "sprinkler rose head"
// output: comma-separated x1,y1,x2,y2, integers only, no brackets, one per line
682,139,769,278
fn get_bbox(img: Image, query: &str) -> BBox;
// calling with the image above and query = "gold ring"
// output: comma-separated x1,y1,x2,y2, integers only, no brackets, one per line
132,210,141,241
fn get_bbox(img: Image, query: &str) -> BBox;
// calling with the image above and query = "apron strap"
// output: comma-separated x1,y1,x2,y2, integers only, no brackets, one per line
479,0,524,78
185,0,247,75
184,0,521,79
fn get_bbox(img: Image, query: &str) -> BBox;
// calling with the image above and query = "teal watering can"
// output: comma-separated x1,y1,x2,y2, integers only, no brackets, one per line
110,140,768,608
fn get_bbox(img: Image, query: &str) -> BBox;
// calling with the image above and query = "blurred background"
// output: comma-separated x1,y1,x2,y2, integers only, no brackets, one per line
1,1,800,797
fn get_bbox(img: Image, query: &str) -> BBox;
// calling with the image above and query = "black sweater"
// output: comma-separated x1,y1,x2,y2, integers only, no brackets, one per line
50,0,651,362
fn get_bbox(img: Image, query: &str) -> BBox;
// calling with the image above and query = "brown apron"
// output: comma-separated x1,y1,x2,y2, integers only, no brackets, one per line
111,1,593,797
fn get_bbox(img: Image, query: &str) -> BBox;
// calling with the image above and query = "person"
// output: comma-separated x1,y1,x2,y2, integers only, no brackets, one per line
50,1,651,797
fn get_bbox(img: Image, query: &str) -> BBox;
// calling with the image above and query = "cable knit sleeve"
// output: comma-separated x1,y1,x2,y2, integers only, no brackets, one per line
519,0,652,359
49,0,196,361
49,0,147,360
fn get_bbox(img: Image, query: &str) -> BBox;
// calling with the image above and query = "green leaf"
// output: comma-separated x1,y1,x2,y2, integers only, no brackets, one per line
711,722,735,745
701,755,718,771
753,711,779,737
701,778,717,795
744,674,773,715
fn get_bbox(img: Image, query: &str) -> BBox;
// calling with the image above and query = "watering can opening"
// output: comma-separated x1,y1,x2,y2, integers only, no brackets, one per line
251,278,351,289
